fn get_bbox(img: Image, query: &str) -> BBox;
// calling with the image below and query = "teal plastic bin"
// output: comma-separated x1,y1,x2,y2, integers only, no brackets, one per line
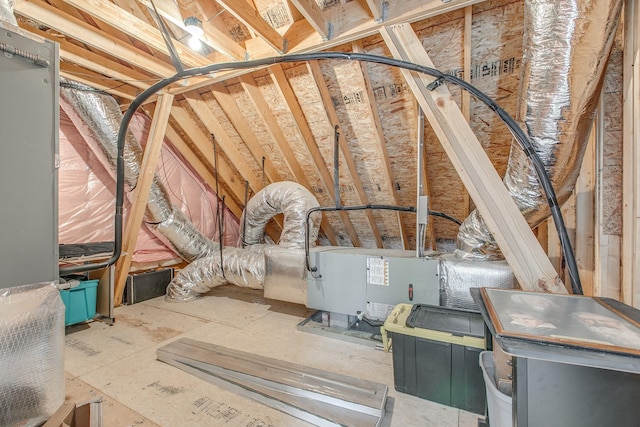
59,279,99,326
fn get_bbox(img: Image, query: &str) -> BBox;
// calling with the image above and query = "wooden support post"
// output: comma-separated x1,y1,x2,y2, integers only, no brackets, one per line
622,0,640,306
114,94,174,306
575,125,596,296
380,23,565,294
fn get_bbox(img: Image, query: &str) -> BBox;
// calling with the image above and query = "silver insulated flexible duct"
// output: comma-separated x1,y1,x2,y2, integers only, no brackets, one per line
457,0,623,259
166,182,322,301
59,81,218,262
0,0,17,26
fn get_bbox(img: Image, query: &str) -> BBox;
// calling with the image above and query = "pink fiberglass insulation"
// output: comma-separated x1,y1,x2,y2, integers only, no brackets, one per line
58,108,239,263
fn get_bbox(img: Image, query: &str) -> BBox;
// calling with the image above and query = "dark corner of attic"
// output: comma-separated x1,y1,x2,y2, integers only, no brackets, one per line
1,0,640,426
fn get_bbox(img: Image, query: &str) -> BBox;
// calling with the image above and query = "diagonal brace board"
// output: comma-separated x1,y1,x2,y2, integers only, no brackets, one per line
380,23,566,294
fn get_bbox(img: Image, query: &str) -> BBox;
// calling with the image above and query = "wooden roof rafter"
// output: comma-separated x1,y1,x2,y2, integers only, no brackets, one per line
352,39,410,249
308,59,383,248
215,0,286,54
15,0,176,78
268,64,361,247
238,73,340,245
135,0,246,61
60,0,212,69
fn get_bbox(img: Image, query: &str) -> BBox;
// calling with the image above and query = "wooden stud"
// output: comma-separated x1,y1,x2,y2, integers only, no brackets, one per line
364,0,385,22
352,40,409,249
460,5,472,217
622,0,640,306
268,64,360,246
114,94,174,306
380,23,565,294
238,74,340,245
308,60,383,248
575,124,596,296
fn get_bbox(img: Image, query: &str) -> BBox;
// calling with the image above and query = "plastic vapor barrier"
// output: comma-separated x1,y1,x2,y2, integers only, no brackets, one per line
0,282,65,426
0,0,16,26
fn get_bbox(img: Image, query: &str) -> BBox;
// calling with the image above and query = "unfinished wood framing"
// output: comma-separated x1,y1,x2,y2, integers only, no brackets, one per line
308,60,383,248
114,93,174,306
380,23,565,294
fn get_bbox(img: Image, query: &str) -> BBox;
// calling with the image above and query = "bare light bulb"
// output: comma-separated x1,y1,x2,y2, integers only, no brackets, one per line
188,35,202,50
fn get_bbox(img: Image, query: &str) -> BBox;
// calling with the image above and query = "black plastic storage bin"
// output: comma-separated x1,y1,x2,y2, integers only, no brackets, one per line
382,304,486,414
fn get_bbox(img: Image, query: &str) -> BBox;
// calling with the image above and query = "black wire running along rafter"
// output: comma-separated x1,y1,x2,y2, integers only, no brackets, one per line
58,52,583,296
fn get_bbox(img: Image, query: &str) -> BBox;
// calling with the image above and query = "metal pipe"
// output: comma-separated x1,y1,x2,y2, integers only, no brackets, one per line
416,106,426,258
333,125,341,209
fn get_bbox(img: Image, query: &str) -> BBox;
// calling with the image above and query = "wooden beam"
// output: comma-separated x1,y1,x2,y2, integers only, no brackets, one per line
269,64,360,247
136,0,246,61
15,0,176,77
622,0,640,306
575,124,596,296
460,5,472,217
114,93,174,306
215,0,286,53
289,0,329,39
169,105,248,200
61,0,211,68
208,84,282,184
238,74,340,245
246,0,483,58
308,60,383,248
364,0,386,22
60,62,140,100
24,26,155,91
352,40,409,249
380,23,565,294
182,92,265,193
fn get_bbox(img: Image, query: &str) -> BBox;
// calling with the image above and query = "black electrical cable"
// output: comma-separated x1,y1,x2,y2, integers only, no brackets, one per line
61,52,582,296
428,210,463,226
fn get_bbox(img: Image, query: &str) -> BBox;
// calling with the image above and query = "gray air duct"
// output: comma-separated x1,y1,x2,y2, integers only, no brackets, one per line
60,81,218,262
167,182,321,301
457,0,623,260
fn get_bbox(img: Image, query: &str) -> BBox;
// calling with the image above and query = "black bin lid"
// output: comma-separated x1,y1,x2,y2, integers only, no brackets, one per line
405,304,485,338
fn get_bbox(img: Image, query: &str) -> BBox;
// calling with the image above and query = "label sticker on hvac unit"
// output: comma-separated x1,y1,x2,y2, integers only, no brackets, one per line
367,302,394,320
367,257,389,286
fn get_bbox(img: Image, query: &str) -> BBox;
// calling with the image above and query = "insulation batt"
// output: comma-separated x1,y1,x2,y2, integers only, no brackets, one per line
59,80,220,262
457,0,624,260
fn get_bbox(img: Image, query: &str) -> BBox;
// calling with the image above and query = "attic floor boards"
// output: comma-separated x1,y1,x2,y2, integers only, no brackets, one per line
63,285,481,427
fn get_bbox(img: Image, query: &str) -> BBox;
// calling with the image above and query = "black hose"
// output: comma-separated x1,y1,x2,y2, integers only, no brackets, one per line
62,52,581,295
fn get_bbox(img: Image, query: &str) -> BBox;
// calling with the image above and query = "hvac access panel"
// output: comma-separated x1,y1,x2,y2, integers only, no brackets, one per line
307,247,440,318
0,26,59,288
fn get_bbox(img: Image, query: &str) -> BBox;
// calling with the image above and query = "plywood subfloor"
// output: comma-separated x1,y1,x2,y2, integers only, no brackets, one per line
63,285,482,426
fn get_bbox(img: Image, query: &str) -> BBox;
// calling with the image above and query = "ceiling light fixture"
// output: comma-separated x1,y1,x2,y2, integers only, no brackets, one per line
184,16,203,50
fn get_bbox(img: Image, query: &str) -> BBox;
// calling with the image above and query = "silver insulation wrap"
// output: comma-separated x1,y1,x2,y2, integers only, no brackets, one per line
241,181,321,248
439,254,516,310
59,80,218,262
1,282,65,426
0,0,16,26
167,182,322,301
457,0,624,259
166,246,267,302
